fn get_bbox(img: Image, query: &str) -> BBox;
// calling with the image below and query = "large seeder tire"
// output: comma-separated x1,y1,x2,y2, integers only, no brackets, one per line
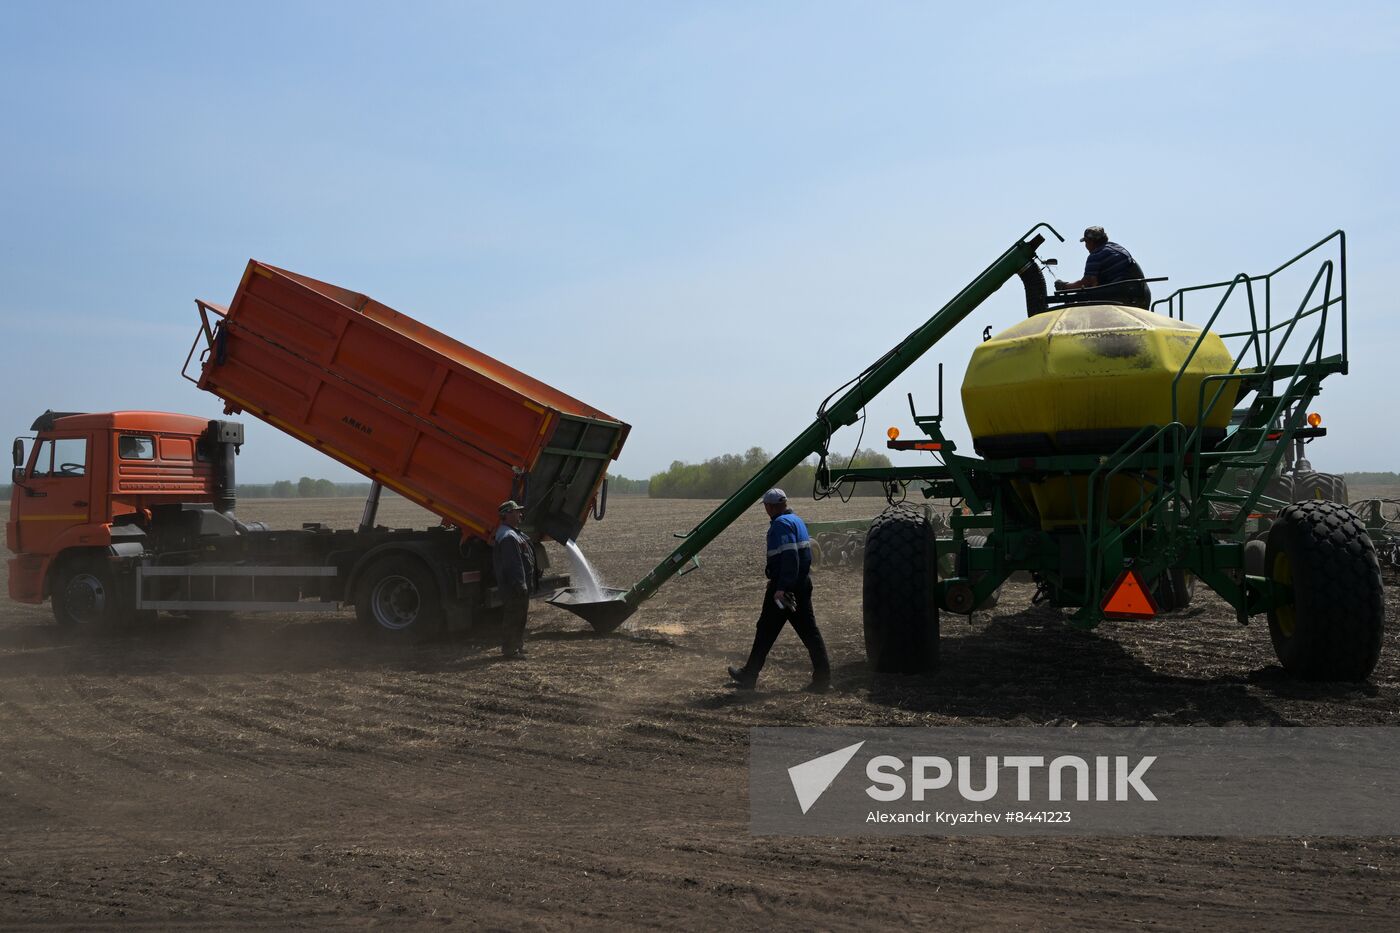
1265,500,1384,681
862,506,938,673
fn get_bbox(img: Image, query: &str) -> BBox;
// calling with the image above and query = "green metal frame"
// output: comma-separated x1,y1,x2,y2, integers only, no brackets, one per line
552,225,1350,634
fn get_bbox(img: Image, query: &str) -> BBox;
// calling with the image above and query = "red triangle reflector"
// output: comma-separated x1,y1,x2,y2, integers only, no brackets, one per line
1101,568,1158,619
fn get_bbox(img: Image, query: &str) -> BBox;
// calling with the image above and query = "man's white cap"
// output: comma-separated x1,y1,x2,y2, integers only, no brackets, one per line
761,488,787,505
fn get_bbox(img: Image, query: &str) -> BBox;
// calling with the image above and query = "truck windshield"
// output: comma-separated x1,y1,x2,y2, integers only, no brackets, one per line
30,437,88,477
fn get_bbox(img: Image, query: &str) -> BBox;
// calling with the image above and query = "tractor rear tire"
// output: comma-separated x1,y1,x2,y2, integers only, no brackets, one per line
1292,471,1324,502
862,506,938,673
354,555,443,640
1293,471,1348,505
1265,500,1384,681
1261,472,1294,505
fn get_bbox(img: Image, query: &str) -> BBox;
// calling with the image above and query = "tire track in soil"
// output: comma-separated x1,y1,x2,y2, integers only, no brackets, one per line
96,669,725,828
51,676,483,830
47,665,726,826
0,677,173,808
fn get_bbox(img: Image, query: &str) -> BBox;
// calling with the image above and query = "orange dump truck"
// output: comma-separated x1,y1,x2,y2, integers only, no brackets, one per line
6,262,629,635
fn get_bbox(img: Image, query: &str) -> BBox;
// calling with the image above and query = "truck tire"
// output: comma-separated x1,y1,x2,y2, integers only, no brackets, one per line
51,559,130,628
1265,501,1384,681
862,507,938,673
355,555,442,638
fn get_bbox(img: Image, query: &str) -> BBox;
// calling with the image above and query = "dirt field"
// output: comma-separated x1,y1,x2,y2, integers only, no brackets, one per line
2,494,1398,930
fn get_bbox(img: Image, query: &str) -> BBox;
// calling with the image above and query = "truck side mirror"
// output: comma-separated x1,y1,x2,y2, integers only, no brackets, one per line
11,438,22,468
11,466,22,484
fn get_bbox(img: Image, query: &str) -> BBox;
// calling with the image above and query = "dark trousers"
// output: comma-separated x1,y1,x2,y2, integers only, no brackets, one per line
743,576,830,680
501,597,529,655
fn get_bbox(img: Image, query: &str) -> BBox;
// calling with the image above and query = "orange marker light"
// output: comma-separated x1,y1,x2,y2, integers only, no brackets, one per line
887,426,900,440
1307,412,1322,428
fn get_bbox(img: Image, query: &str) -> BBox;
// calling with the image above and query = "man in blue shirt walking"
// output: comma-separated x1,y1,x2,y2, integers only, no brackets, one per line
1054,225,1151,309
728,488,831,692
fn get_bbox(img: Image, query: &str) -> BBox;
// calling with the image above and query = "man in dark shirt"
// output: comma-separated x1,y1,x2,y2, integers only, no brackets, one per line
1055,226,1151,309
727,489,831,692
493,500,535,659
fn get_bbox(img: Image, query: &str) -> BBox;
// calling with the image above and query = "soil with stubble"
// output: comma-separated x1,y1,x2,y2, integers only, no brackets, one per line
1,493,1398,930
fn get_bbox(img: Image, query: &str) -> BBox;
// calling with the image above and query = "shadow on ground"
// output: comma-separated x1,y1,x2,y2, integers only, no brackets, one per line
847,604,1316,726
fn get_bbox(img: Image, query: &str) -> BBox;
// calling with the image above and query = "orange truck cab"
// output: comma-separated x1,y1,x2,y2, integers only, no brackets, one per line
8,411,250,622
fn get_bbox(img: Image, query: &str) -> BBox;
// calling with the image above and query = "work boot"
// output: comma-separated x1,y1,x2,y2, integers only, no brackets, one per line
727,665,757,689
804,675,831,694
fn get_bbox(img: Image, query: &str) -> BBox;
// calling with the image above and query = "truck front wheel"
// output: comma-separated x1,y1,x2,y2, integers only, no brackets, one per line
52,559,130,628
354,555,442,638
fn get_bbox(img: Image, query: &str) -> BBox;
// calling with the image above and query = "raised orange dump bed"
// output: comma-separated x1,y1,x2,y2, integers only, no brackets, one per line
188,261,629,543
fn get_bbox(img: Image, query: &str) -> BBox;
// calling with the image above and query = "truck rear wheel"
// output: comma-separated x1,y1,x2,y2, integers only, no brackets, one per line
862,507,938,673
52,559,130,628
1266,501,1384,681
355,555,442,638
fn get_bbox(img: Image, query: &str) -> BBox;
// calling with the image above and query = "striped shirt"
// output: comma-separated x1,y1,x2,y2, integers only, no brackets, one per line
1083,241,1140,286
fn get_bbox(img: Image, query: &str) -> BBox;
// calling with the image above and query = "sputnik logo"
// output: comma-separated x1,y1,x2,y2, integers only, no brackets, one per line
788,741,865,814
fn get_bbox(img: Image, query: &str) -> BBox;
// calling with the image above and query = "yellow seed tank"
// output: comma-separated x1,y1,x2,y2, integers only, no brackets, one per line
961,304,1238,528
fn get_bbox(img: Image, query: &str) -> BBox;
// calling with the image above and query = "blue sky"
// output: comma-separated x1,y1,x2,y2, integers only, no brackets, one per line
3,2,1397,482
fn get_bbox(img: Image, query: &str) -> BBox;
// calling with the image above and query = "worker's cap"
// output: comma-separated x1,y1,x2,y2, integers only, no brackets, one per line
497,499,525,515
1080,225,1107,243
761,488,787,505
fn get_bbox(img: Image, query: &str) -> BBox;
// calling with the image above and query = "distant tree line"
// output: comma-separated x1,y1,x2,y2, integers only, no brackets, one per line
647,447,894,499
1342,472,1400,485
605,473,650,495
239,479,377,499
